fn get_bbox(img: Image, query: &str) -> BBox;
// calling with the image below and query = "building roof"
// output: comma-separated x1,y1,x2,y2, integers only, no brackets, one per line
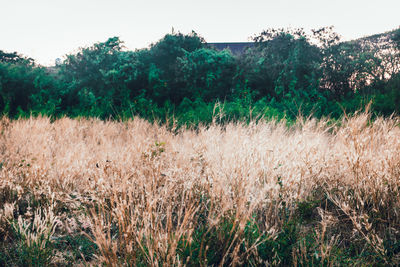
207,42,255,55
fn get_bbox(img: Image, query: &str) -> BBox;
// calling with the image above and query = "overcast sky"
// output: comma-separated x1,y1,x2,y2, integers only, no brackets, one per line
1,0,399,65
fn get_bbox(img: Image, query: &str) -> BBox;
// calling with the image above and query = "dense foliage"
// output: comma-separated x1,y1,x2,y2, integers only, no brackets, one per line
1,27,399,124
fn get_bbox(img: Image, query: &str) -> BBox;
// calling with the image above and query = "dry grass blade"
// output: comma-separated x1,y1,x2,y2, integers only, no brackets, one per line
0,111,399,265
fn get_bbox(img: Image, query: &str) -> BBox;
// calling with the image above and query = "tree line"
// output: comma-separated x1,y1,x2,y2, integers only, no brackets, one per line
1,27,399,125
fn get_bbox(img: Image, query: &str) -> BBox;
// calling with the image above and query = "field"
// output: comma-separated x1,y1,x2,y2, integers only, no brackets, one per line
0,112,400,266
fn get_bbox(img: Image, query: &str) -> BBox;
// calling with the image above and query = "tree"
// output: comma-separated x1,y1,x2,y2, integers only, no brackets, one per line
240,28,322,101
0,50,33,64
317,27,400,98
175,48,236,102
0,61,41,116
58,37,127,116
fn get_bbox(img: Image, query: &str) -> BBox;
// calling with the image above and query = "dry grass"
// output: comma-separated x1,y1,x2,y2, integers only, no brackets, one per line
0,112,399,266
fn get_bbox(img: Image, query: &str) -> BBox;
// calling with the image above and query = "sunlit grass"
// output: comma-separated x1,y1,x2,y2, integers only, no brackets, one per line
0,112,399,265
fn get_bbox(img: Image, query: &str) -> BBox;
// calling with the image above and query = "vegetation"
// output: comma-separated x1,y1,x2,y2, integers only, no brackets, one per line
0,111,399,265
1,27,400,265
0,27,399,124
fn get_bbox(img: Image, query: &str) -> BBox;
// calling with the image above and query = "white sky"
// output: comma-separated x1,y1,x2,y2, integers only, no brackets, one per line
1,0,399,65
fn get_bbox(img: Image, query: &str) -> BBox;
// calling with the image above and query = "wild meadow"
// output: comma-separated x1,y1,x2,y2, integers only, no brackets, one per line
0,110,399,266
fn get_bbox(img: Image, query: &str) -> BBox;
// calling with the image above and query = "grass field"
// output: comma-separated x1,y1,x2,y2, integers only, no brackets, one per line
0,112,400,266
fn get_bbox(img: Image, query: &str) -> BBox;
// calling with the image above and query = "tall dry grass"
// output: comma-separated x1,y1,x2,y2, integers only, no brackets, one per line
0,112,399,265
